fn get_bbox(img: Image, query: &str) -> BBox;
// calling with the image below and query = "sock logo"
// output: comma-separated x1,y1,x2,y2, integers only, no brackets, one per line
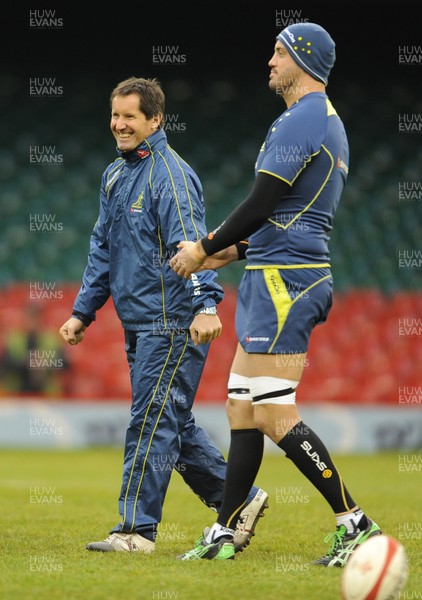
300,441,328,472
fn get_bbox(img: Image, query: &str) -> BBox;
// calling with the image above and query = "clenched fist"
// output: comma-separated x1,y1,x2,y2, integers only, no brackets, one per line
59,317,86,345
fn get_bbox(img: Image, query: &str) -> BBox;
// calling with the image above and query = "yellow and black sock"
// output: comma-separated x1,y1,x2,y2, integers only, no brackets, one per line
278,421,355,513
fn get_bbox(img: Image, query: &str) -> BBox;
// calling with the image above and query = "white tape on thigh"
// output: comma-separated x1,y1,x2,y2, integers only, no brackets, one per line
227,373,252,401
250,376,298,405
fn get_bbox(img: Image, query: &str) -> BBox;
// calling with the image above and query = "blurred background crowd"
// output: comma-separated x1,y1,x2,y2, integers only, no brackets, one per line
1,3,421,406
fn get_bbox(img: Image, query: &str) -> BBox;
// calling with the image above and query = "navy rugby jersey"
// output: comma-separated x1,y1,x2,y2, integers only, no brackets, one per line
246,92,349,267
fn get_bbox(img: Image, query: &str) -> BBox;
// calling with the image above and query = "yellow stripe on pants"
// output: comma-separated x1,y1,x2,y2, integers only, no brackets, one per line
263,268,293,354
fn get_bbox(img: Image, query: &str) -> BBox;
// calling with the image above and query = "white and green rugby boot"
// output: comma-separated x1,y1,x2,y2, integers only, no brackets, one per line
177,532,235,561
233,488,269,552
314,518,382,567
177,488,269,560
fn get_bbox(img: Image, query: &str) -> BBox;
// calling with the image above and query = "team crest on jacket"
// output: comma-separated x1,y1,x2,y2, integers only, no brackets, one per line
137,149,150,159
130,191,144,213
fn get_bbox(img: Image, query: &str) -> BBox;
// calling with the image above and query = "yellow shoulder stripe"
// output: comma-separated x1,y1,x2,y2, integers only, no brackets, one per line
326,98,337,116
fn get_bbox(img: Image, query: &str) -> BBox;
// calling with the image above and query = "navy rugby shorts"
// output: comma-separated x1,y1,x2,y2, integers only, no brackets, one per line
236,266,333,354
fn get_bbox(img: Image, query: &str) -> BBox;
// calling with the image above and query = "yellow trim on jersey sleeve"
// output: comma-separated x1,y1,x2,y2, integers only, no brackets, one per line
260,151,320,189
266,145,334,231
257,170,293,186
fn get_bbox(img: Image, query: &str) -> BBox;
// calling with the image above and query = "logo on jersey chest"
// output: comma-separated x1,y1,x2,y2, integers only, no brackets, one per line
130,191,144,214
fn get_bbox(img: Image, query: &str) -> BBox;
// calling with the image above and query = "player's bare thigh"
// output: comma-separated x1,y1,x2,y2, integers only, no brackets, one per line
228,343,307,441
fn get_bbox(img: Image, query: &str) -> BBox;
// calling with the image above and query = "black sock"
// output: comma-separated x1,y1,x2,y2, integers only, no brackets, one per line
218,429,264,529
278,421,356,514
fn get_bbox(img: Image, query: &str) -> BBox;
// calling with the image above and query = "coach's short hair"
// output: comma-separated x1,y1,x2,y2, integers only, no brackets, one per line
110,77,165,120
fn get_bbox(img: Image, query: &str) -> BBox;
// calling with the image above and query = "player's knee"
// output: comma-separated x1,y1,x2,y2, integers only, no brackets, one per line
226,373,254,428
251,410,269,436
249,376,299,436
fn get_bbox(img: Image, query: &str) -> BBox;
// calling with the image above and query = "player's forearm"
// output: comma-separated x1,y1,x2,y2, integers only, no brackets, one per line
201,172,290,256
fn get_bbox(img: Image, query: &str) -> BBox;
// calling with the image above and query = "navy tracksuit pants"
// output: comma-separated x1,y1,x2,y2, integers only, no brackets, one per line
110,329,256,540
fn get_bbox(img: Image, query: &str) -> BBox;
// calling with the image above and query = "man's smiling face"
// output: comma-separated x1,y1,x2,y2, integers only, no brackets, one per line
110,93,157,151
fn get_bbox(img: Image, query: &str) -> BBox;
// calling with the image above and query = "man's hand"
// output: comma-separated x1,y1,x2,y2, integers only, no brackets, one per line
170,240,207,278
198,245,239,271
59,317,86,345
189,313,222,346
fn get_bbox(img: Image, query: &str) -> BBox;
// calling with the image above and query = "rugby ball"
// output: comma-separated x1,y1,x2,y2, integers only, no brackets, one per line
341,534,408,600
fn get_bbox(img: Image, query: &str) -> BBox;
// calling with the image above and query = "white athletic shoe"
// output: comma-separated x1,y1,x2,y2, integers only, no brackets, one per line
86,532,155,553
233,488,269,552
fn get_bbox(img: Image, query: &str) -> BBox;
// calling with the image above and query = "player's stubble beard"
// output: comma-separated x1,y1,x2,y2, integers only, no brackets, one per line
270,65,304,105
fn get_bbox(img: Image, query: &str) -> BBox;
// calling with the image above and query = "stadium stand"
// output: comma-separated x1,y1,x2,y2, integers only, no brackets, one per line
0,77,421,404
0,282,421,404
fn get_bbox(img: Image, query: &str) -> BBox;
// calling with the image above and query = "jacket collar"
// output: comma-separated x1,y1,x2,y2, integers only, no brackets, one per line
116,129,167,163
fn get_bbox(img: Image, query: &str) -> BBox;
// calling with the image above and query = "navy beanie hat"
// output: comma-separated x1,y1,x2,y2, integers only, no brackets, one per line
276,23,336,85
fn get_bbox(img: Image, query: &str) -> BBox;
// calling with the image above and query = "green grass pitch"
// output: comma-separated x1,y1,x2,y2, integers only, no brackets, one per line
2,448,421,600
